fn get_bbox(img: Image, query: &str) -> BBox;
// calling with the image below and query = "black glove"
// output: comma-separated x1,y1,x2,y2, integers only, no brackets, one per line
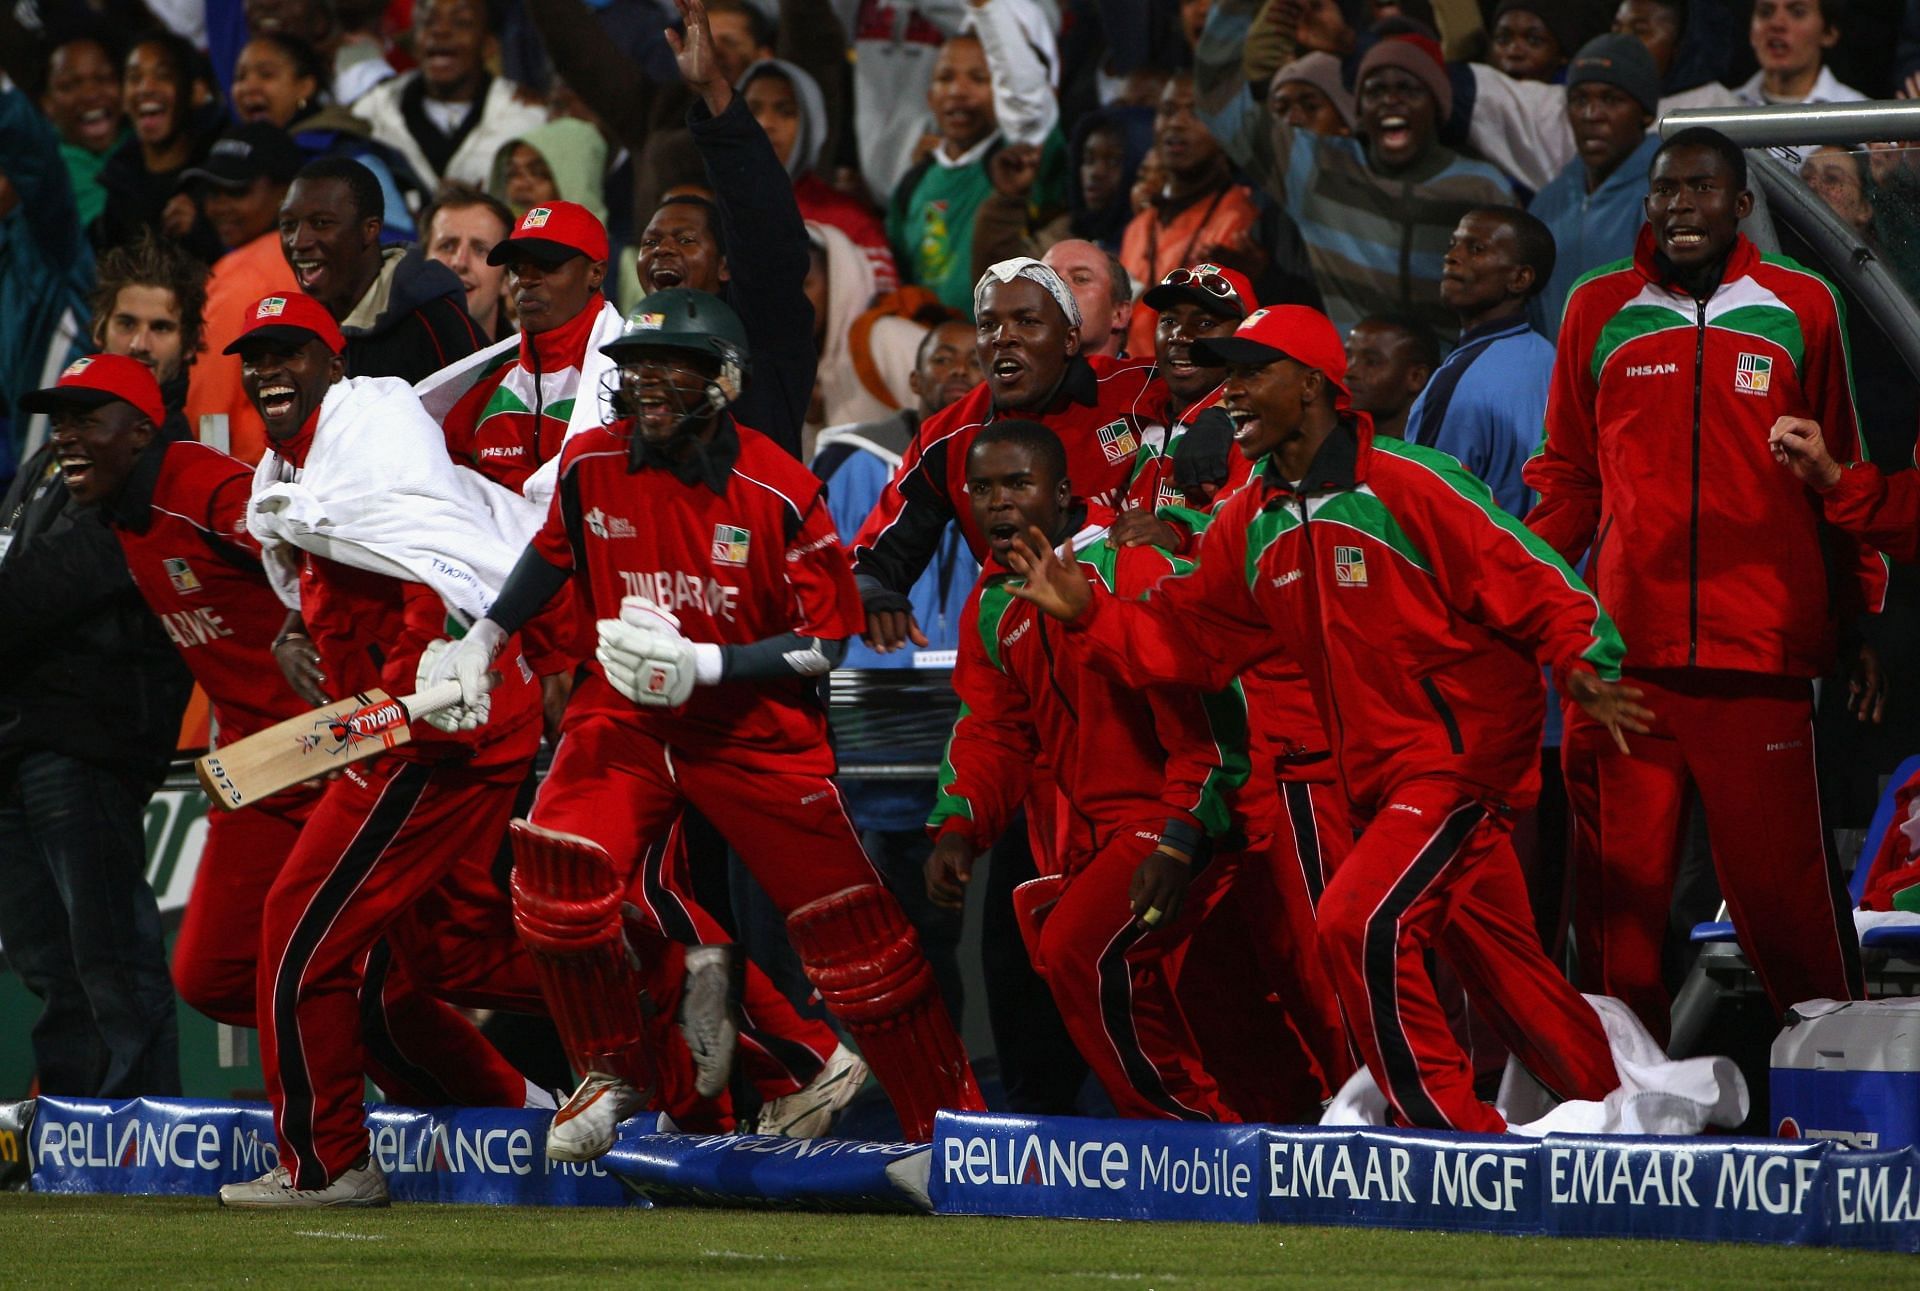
1172,406,1235,492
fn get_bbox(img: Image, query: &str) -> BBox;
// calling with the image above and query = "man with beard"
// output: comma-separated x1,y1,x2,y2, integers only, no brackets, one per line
418,288,985,1158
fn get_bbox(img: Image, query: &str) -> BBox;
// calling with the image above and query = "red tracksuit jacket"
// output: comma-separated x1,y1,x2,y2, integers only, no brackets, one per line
1526,227,1885,678
531,417,865,772
930,529,1252,872
851,355,1165,591
1070,418,1625,815
109,438,304,742
1816,463,1920,564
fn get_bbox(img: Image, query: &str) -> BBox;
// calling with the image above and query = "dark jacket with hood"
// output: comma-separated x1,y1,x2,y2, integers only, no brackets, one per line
339,245,484,385
91,100,228,267
0,438,192,786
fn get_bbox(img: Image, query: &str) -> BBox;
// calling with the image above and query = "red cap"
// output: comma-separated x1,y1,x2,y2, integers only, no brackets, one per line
1191,305,1351,405
19,353,166,427
487,200,609,267
223,292,346,356
1141,263,1257,319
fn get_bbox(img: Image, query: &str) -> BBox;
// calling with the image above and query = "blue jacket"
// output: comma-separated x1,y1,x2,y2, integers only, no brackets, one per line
0,89,95,483
1527,133,1661,338
817,412,979,832
1402,315,1553,520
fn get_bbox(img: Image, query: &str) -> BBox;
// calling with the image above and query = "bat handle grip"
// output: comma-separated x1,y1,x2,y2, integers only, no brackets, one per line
400,680,468,718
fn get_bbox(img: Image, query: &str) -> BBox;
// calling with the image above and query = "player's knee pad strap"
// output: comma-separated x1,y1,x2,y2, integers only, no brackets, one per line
786,884,983,1139
509,820,654,1088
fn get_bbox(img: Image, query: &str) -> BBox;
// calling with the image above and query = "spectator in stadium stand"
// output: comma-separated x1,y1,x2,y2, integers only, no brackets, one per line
1342,315,1437,443
808,220,924,438
1405,206,1556,520
93,32,227,268
491,119,609,226
1526,128,1882,1043
1268,52,1355,139
182,123,304,463
1487,0,1614,82
1002,303,1642,1133
421,186,516,343
240,0,397,107
1041,240,1133,360
1734,0,1864,159
740,57,899,292
0,353,193,1099
970,103,1158,270
0,83,99,477
277,157,483,384
625,0,821,460
88,232,208,446
1118,73,1263,360
229,30,427,240
1195,14,1516,342
811,315,985,1017
1527,35,1663,339
889,0,1068,314
1802,146,1877,239
847,0,964,201
348,0,548,193
39,35,127,231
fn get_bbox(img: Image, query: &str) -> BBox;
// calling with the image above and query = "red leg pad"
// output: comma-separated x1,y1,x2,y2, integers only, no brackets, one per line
509,820,655,1092
1012,874,1067,977
786,884,984,1140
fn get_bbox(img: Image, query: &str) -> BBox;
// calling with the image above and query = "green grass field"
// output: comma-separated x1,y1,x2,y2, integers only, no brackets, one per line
4,1194,1919,1288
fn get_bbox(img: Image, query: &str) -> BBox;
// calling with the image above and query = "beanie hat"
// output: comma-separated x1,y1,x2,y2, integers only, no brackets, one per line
1567,33,1662,116
1355,34,1451,120
1270,51,1356,130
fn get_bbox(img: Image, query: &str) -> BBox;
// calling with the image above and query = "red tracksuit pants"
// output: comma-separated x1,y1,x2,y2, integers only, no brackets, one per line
180,784,540,1112
259,755,542,1190
1034,826,1238,1122
1316,777,1617,1133
1579,668,1862,1040
626,813,844,1102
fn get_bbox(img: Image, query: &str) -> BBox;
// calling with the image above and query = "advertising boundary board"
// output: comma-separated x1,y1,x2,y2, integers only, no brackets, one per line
27,1097,630,1207
603,1131,934,1212
929,1112,1920,1249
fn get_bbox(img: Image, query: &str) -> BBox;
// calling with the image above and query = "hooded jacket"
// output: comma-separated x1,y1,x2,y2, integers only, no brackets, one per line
489,117,610,227
1525,228,1886,679
811,220,919,431
338,245,485,385
350,70,550,192
1069,418,1622,816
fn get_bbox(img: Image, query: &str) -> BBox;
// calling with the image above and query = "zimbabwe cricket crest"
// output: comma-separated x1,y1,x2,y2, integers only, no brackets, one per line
1097,419,1139,464
163,557,201,594
1735,353,1772,395
1333,545,1368,587
712,524,751,566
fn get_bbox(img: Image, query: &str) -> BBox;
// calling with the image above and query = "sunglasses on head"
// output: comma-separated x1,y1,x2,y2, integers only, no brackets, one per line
1160,267,1239,302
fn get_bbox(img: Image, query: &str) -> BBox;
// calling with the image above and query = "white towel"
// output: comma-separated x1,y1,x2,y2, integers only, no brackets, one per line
248,375,543,621
411,297,627,511
1321,993,1749,1137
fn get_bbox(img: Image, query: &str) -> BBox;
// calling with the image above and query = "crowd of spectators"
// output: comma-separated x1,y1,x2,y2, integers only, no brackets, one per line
8,0,1920,1130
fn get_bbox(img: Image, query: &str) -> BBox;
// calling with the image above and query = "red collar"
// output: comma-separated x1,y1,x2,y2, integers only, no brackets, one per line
518,292,605,371
272,401,325,469
1632,225,1759,295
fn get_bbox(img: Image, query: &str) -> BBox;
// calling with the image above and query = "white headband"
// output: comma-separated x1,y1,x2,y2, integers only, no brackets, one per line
973,257,1083,332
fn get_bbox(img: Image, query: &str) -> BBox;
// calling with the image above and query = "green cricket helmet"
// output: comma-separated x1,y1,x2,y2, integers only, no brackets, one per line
600,287,750,406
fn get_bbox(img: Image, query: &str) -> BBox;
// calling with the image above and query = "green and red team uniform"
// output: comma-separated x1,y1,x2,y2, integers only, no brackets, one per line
1526,229,1880,1037
110,437,546,1110
520,415,982,1138
934,528,1336,1120
1071,416,1626,1132
1116,386,1353,1088
442,298,843,1115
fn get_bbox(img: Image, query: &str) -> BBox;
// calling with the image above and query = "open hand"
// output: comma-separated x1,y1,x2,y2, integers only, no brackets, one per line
861,606,928,653
1565,668,1655,755
926,833,976,911
666,0,730,111
1005,525,1093,621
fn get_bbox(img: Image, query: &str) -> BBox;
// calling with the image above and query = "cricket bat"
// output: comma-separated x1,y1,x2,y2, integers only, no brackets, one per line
195,681,465,811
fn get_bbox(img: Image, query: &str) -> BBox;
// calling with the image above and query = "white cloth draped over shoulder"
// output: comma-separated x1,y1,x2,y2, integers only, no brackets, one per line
247,374,543,622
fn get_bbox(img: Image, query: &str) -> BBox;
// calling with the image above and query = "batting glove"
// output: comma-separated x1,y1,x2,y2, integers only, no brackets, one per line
596,617,721,708
620,595,686,640
417,618,506,732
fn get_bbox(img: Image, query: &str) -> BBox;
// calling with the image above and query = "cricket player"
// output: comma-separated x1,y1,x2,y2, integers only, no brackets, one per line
925,418,1326,1121
213,293,549,1208
424,288,983,1159
27,351,552,1123
1526,127,1881,1039
1006,304,1643,1132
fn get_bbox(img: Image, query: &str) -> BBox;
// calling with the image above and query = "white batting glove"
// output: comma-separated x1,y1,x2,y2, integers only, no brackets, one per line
619,595,685,640
596,617,721,708
416,618,506,732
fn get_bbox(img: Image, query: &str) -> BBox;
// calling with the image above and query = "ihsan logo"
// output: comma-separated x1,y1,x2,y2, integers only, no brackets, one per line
1626,363,1677,377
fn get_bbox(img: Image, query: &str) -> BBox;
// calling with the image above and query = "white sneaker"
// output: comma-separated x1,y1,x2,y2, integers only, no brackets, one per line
753,1043,869,1138
547,1071,648,1162
218,1159,389,1208
679,945,739,1099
